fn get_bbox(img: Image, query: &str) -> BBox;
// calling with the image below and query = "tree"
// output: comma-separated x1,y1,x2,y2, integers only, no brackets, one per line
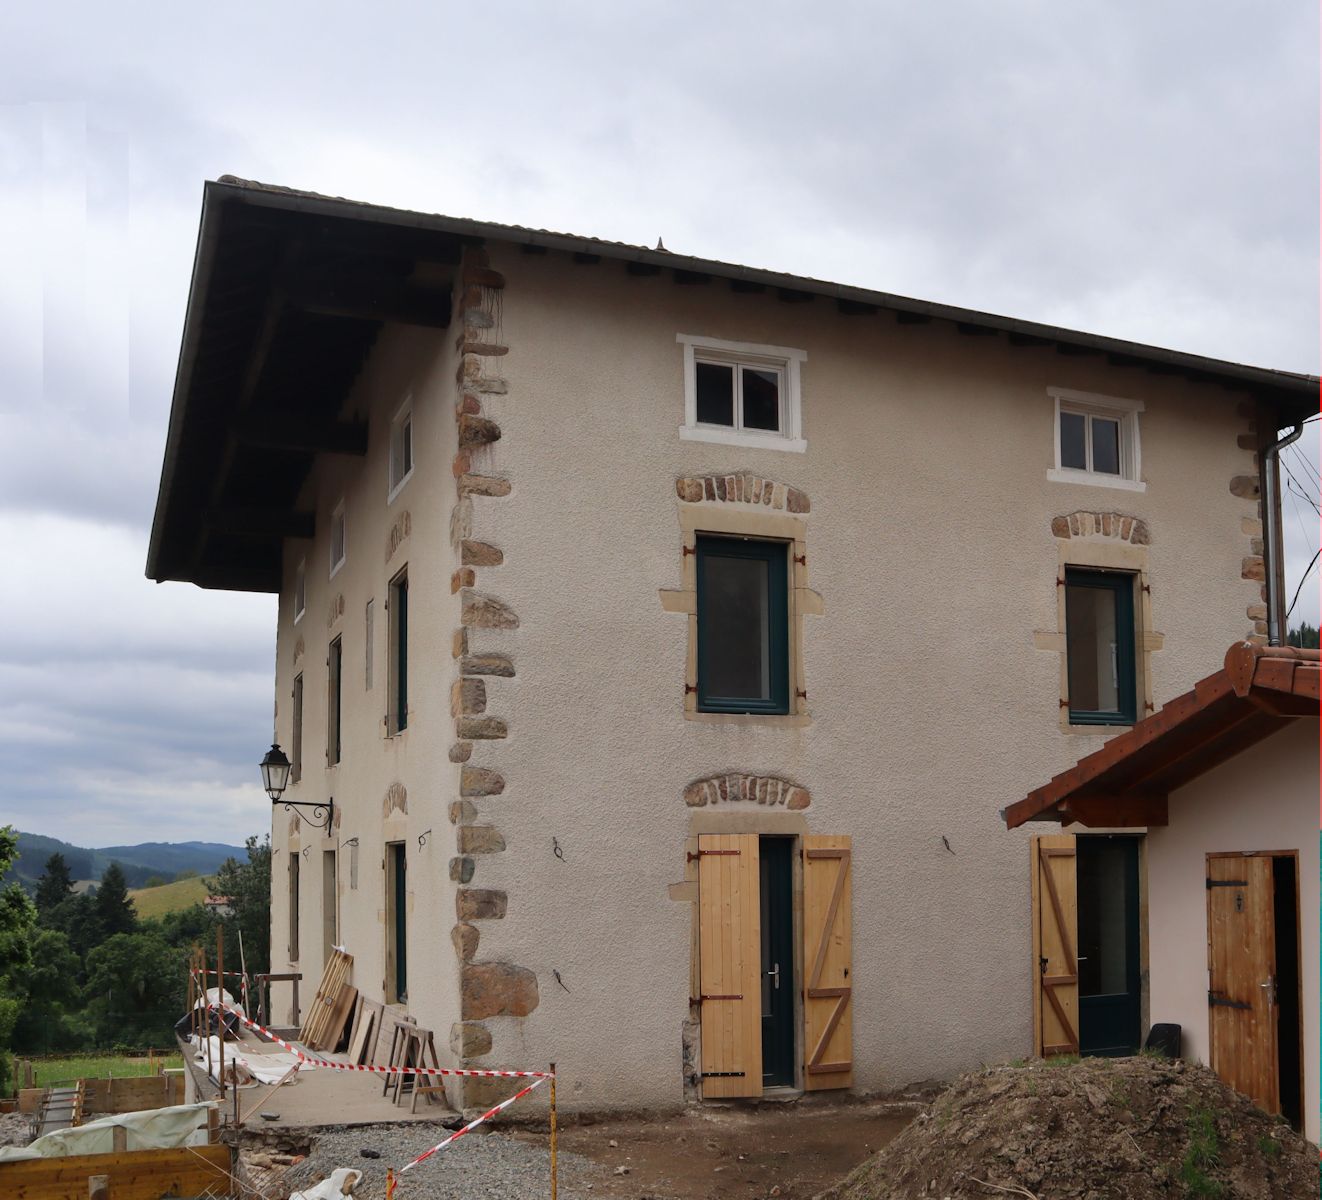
207,836,271,977
12,929,87,1054
1288,621,1319,649
0,827,37,1087
34,854,74,914
83,931,185,1048
43,891,99,958
94,863,137,940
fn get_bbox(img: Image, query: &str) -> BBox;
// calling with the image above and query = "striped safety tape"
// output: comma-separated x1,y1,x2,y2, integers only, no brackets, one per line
204,1001,553,1079
400,1076,549,1172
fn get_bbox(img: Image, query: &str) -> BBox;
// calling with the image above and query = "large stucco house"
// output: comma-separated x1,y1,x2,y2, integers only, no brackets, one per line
147,177,1317,1111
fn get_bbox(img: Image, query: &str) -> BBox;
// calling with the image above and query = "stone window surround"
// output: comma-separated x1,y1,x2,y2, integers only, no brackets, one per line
661,504,823,727
1033,532,1164,734
677,333,808,453
1046,386,1146,493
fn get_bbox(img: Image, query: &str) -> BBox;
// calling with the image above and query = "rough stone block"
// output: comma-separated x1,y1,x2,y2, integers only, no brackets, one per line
452,627,469,659
458,475,513,498
456,888,507,921
457,716,508,739
451,678,487,716
786,787,810,810
448,742,473,763
462,308,494,330
1050,516,1071,539
460,766,505,796
461,1075,520,1110
451,923,480,962
451,568,476,593
1246,602,1268,621
449,800,479,824
458,826,506,854
461,590,519,628
1129,519,1150,545
461,540,504,567
461,962,539,1020
1229,475,1260,500
786,487,810,513
450,1021,492,1058
1241,556,1266,581
462,266,506,290
458,415,502,448
676,477,703,502
449,856,475,884
462,653,515,678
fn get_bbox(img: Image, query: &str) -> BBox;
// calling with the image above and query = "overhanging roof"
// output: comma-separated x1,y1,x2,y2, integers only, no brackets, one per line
148,176,1322,592
1003,642,1320,830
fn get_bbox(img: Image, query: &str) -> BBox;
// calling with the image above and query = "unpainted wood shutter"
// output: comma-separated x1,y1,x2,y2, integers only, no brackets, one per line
1031,834,1079,1056
697,834,762,1098
802,835,852,1090
1207,855,1279,1113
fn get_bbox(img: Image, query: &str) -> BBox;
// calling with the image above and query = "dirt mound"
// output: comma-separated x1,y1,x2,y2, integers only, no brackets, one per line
817,1056,1314,1200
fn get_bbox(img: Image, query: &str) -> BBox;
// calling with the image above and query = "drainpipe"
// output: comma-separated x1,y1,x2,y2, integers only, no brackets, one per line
1262,421,1304,646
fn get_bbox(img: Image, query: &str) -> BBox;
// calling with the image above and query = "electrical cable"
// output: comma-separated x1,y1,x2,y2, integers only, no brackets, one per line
1285,547,1320,620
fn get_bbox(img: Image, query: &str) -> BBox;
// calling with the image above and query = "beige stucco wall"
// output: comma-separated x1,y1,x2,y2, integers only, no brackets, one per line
266,241,1272,1111
1147,718,1319,1143
270,321,461,1055
454,245,1264,1108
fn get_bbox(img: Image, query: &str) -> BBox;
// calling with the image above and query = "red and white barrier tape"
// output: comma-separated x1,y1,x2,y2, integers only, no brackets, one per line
204,1001,552,1080
400,1075,549,1173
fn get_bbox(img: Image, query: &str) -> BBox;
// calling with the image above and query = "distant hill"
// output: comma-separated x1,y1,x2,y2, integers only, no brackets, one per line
1,832,246,892
128,876,211,919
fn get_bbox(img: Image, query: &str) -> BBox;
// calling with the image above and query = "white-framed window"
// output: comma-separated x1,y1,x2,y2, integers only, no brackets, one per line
293,559,307,624
1047,387,1146,493
677,334,807,452
329,501,346,578
388,401,414,501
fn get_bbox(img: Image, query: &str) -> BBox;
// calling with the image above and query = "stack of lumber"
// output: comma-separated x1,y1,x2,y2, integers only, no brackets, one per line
299,949,357,1052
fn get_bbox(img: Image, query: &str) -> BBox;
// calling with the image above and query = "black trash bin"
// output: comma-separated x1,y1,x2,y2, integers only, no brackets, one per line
1144,1023,1182,1058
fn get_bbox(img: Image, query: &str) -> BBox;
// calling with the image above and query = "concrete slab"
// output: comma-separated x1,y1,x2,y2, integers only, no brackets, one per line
180,1028,459,1130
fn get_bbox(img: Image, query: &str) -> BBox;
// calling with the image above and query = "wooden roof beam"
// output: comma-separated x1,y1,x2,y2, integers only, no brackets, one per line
204,507,315,539
282,274,451,329
234,415,368,456
1057,793,1168,828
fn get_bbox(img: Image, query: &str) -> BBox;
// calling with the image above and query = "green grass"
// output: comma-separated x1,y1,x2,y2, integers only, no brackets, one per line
1256,1134,1282,1159
1045,1053,1082,1067
19,1053,184,1089
128,875,209,919
1180,1106,1225,1197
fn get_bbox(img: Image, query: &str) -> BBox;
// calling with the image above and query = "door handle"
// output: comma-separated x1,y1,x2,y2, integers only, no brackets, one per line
766,963,780,990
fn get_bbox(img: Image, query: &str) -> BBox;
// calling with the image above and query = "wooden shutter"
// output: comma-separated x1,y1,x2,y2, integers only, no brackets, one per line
697,834,762,1098
1031,834,1079,1056
1207,854,1279,1114
803,835,852,1090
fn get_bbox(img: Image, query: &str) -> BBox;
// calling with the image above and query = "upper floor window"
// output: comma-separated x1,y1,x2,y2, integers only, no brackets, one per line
387,568,409,735
329,501,346,578
293,559,307,624
1065,568,1137,726
327,636,343,767
678,334,807,452
389,402,414,501
1048,387,1145,493
695,535,790,714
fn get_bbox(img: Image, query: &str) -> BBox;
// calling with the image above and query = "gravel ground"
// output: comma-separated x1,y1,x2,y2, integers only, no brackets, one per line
0,1112,32,1148
279,1122,601,1200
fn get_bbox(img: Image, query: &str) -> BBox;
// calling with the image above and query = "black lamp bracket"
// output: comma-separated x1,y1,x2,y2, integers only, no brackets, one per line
276,797,335,832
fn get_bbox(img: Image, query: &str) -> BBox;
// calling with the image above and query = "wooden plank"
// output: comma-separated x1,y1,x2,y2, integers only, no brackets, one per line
1033,834,1079,1056
320,983,358,1053
803,836,852,1090
1207,854,1278,1113
697,834,761,1099
349,996,378,1065
0,1144,232,1200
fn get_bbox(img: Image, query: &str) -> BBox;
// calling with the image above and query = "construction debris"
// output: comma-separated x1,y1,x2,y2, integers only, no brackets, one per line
816,1056,1315,1200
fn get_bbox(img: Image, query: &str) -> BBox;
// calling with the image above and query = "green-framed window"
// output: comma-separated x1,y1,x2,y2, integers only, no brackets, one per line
1065,568,1137,726
695,535,789,714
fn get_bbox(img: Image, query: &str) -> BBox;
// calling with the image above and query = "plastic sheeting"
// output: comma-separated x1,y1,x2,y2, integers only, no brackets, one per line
0,1102,217,1162
193,1035,311,1084
291,1166,363,1198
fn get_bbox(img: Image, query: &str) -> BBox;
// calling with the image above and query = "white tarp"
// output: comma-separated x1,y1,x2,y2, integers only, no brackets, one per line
194,1035,311,1084
291,1166,363,1198
0,1102,217,1161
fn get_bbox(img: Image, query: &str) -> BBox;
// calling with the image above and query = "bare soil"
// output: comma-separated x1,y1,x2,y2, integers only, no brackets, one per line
516,1099,917,1199
817,1056,1316,1200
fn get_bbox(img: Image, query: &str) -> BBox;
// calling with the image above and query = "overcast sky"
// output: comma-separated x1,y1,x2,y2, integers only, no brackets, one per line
0,2,1317,849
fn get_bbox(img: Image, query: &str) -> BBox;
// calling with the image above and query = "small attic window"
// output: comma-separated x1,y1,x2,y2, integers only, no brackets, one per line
1048,388,1145,493
678,334,806,452
294,559,306,624
329,501,346,578
389,402,414,501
